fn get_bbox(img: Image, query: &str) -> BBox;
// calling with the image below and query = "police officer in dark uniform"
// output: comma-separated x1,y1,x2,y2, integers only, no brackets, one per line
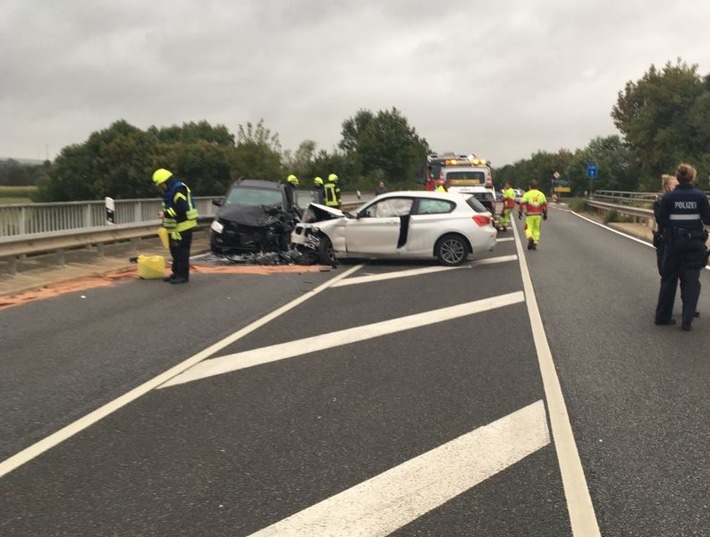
654,163,710,331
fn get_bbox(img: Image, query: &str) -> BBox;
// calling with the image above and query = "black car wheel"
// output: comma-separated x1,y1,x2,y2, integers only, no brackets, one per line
317,234,337,266
435,234,468,266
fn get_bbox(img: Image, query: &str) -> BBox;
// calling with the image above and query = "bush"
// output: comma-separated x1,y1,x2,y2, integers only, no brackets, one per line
604,208,620,224
567,198,589,212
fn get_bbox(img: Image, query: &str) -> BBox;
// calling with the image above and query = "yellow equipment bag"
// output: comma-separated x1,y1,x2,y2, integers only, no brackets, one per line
157,227,169,250
136,255,166,280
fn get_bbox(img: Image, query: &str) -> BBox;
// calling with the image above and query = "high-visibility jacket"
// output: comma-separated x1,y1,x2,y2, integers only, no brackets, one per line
435,185,447,192
502,187,516,209
519,188,548,216
324,181,341,207
162,179,199,232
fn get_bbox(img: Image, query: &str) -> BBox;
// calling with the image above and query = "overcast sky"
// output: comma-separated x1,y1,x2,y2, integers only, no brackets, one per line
2,0,710,167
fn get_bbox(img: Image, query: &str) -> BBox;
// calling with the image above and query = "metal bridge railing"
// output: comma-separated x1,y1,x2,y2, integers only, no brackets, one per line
0,197,218,239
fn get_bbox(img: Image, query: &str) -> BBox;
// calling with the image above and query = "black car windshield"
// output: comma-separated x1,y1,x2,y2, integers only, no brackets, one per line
225,187,283,207
464,196,489,213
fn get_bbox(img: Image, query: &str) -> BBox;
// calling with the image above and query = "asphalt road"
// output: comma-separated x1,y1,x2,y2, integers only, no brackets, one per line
1,206,710,536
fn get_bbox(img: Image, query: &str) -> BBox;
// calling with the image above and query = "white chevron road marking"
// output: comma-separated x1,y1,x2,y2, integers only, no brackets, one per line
160,291,524,388
248,400,549,537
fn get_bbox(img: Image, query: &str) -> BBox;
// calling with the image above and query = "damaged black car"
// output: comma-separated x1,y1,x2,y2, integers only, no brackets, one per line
209,178,322,255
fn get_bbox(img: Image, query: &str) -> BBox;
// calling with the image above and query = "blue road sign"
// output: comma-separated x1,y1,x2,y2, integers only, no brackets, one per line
586,162,598,179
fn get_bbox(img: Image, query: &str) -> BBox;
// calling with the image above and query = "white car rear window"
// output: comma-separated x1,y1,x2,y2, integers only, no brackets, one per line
416,199,455,215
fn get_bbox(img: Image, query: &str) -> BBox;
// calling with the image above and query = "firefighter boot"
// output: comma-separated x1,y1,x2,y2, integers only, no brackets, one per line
527,237,534,250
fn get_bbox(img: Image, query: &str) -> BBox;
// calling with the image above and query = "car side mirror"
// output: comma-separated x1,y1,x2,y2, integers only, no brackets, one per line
212,198,224,207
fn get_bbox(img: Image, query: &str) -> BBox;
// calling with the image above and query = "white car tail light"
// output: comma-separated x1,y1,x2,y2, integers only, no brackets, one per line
472,214,490,227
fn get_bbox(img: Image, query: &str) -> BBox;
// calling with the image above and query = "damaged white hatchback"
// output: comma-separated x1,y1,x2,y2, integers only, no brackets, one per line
290,191,497,266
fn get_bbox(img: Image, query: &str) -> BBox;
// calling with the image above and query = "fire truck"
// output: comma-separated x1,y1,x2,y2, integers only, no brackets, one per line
422,152,496,215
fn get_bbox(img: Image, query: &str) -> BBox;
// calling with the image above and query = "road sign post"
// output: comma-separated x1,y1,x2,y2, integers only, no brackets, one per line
586,163,598,197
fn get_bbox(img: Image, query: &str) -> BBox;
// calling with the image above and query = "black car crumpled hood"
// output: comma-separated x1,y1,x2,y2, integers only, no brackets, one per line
217,204,287,227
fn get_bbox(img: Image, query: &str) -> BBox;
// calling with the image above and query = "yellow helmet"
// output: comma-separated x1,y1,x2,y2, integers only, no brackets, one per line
152,168,173,185
287,174,299,186
328,173,338,182
314,176,323,186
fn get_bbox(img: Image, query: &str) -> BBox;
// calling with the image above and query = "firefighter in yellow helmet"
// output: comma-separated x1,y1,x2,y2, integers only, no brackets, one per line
153,168,199,283
285,174,299,209
324,173,341,208
313,176,325,203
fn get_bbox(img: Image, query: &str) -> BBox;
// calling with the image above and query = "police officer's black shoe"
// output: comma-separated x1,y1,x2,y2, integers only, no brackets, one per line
654,318,676,326
170,276,189,284
527,238,534,250
681,323,692,331
163,274,175,282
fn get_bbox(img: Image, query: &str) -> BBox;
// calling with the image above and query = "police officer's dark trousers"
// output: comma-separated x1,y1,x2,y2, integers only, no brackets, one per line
169,229,193,281
655,232,705,326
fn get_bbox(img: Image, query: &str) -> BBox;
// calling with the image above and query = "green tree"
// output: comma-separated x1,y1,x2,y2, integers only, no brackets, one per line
351,107,429,189
148,120,235,146
283,139,318,178
156,140,234,196
339,109,374,155
611,59,705,184
229,120,283,181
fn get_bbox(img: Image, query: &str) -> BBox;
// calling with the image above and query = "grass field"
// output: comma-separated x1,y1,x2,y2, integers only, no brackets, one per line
0,186,37,204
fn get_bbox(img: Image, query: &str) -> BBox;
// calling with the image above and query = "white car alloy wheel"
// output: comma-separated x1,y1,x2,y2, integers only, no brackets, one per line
436,234,468,266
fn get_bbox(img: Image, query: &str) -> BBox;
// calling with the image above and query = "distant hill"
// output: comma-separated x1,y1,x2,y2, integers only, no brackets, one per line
0,157,46,165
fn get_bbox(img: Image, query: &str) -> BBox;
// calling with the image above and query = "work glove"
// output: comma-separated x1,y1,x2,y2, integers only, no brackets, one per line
170,230,182,241
543,213,548,221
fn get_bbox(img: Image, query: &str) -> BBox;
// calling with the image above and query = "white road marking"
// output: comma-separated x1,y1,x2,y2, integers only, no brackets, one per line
512,223,602,535
333,255,518,287
572,212,651,247
248,400,549,537
0,264,365,480
573,211,710,271
160,291,525,388
497,236,515,242
333,265,463,287
474,254,518,266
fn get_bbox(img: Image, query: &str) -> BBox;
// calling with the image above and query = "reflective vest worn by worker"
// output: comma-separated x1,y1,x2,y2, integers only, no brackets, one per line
502,187,516,209
519,188,547,216
162,178,199,233
324,174,341,208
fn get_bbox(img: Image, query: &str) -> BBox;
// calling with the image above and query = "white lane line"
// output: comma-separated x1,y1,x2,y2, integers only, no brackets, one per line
333,255,518,287
512,223,601,535
248,400,549,537
497,237,515,242
573,211,710,271
0,264,365,480
474,254,518,266
572,212,652,247
160,291,525,388
333,265,463,287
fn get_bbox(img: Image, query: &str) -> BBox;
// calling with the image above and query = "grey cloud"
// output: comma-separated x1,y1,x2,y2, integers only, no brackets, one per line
2,0,710,164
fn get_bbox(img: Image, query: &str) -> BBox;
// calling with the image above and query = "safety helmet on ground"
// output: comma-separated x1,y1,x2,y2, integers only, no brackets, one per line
328,173,338,182
314,176,323,186
152,168,173,185
287,174,299,186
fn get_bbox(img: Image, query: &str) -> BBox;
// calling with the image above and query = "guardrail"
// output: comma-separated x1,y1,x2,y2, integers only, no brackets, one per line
588,190,708,230
0,193,368,275
586,198,656,235
0,197,219,238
